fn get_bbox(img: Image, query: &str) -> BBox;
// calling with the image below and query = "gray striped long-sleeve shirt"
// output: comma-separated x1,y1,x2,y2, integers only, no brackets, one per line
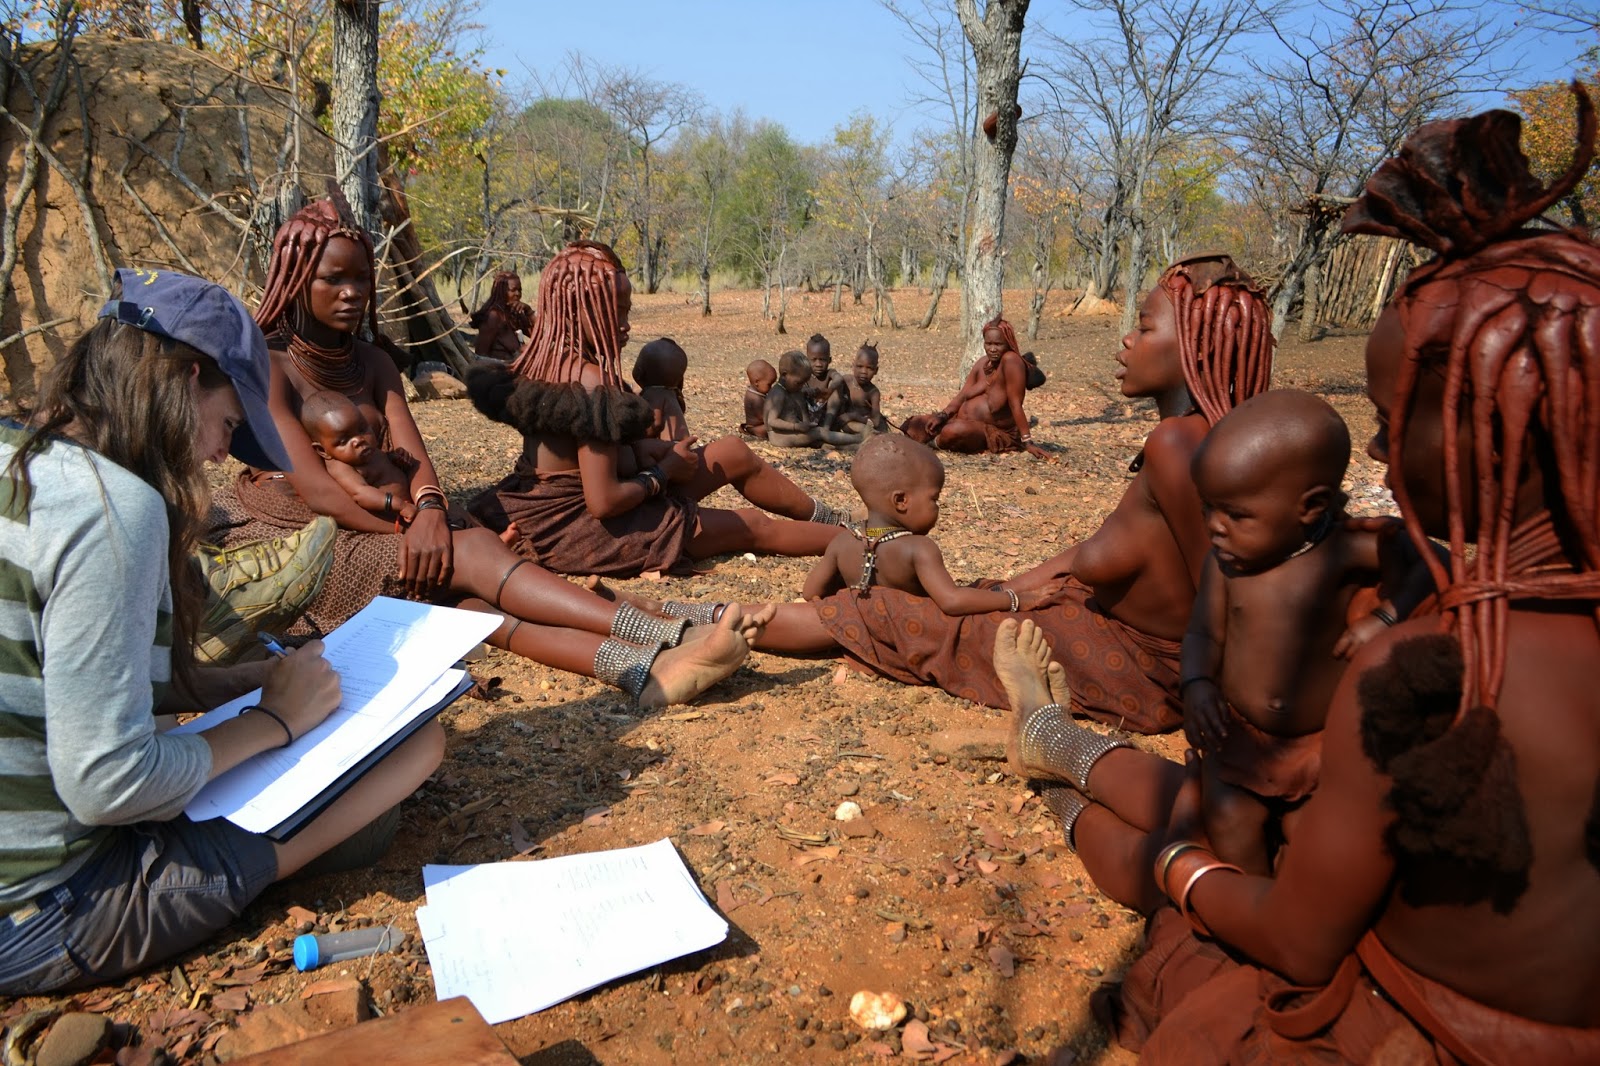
0,422,212,910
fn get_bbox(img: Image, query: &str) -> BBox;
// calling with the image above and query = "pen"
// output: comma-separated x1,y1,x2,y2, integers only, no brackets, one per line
257,631,289,658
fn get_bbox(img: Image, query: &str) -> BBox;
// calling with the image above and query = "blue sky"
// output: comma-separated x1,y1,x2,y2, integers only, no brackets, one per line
471,0,1595,147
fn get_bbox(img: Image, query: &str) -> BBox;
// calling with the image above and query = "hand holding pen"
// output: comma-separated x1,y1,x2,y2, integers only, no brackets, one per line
255,635,342,742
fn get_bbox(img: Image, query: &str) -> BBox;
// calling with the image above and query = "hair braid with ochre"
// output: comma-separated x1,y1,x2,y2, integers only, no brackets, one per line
1346,85,1600,716
509,242,628,386
1344,84,1600,910
1156,254,1275,424
471,271,533,334
254,199,382,342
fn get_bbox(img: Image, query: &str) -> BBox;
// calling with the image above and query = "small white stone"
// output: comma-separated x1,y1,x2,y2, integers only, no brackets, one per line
835,801,863,822
848,990,908,1030
742,552,758,562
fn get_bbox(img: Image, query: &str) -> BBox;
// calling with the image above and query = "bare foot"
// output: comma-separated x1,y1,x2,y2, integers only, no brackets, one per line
994,619,1060,777
638,604,772,708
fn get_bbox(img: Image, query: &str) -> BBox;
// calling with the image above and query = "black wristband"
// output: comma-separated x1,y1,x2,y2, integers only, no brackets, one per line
1371,605,1399,627
246,704,294,747
1178,676,1214,693
415,497,446,513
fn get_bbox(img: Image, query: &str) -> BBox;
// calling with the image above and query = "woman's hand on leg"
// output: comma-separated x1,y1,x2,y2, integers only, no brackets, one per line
399,508,454,598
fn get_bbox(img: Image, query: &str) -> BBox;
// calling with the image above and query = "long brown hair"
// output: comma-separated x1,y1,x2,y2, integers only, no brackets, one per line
7,319,229,682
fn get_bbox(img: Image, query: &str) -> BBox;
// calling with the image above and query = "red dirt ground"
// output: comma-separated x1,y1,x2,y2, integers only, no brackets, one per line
4,286,1382,1065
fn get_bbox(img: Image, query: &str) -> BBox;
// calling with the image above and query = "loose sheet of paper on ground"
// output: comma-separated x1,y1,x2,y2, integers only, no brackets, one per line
417,838,728,1023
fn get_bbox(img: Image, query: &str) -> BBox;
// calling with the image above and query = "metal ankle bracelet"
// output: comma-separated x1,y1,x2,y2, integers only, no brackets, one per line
592,638,660,700
610,602,689,647
661,601,725,626
1017,703,1132,796
809,499,845,526
1040,786,1090,851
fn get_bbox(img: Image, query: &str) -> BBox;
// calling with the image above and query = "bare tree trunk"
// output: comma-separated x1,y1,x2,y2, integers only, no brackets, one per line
332,0,381,234
1120,217,1150,332
1028,259,1050,339
919,256,951,329
832,275,844,312
700,258,711,317
956,0,1028,372
1297,259,1320,342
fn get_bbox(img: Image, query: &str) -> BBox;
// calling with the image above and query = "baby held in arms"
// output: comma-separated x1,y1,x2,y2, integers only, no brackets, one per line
1180,389,1438,875
300,389,420,528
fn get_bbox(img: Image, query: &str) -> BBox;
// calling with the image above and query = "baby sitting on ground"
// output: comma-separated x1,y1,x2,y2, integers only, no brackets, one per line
300,390,418,527
765,350,864,448
802,435,1048,611
1181,389,1437,875
739,358,776,439
633,337,691,442
828,342,890,434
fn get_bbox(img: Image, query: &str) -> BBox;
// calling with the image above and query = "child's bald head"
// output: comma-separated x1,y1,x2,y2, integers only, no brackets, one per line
851,433,944,513
1196,390,1349,492
633,337,688,390
746,358,777,392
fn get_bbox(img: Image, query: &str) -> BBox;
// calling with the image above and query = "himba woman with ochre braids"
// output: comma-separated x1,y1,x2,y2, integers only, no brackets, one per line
205,201,769,707
467,241,845,580
750,254,1273,736
469,270,532,360
994,91,1600,1061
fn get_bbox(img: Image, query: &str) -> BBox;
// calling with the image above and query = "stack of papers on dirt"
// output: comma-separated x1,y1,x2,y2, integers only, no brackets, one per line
174,597,498,835
417,838,729,1023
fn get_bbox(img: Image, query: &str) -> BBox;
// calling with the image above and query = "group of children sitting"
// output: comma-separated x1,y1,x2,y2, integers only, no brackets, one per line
739,333,889,447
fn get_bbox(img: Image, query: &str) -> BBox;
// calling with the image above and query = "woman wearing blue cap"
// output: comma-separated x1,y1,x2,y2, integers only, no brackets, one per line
0,269,445,993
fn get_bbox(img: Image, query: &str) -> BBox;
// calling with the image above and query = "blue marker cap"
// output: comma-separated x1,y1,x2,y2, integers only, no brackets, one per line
293,933,320,972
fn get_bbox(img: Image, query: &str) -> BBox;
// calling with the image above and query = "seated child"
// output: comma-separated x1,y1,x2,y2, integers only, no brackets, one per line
801,435,1050,612
830,341,890,434
1181,389,1437,875
803,333,846,420
632,336,690,441
739,358,776,439
301,390,418,526
765,350,864,448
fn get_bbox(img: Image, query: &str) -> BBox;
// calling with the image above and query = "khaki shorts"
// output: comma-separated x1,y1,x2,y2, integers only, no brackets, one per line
0,818,277,995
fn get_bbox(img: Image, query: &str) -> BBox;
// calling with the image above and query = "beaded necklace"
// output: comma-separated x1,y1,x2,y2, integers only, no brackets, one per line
854,524,914,591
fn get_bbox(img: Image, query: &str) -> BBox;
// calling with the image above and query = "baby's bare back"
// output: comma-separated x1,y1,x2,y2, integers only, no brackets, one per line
1219,542,1366,736
834,535,930,596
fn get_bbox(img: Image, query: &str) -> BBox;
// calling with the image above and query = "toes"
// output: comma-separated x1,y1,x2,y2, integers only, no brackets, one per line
994,617,1020,657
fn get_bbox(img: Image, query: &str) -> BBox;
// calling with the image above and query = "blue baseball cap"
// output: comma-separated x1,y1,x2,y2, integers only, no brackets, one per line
99,268,291,471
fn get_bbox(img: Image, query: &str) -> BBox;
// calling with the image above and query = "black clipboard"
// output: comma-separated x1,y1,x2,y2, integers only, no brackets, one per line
264,671,473,842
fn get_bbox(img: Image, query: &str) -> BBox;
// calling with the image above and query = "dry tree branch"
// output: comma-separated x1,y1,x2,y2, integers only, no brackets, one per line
0,316,74,351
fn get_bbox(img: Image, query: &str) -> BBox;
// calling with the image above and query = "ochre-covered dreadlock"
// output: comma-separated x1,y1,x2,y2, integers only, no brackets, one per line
509,242,628,387
1344,83,1600,911
1156,254,1275,424
470,270,533,335
1346,84,1600,715
254,199,382,342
